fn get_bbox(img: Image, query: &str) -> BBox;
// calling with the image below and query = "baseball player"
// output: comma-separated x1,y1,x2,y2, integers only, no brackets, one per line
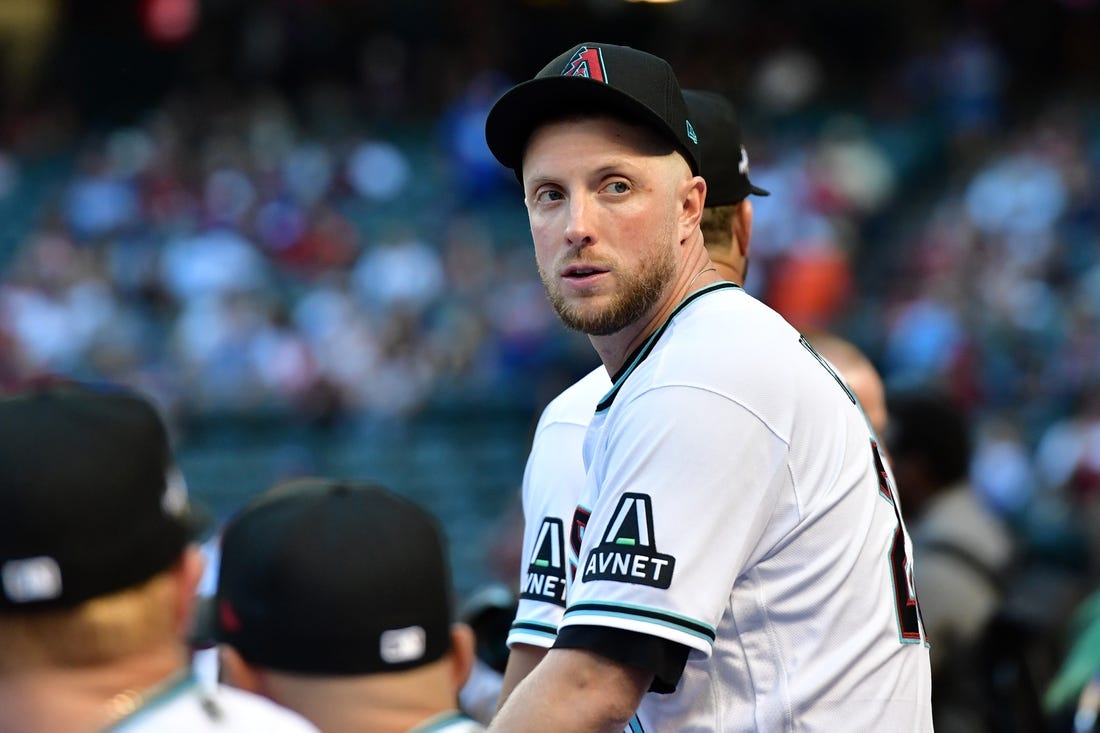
0,384,319,733
499,88,770,699
213,478,485,733
483,42,933,731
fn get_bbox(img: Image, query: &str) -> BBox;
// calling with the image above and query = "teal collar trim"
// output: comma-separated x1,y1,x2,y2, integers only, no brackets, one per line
408,709,479,731
102,670,219,731
597,281,741,412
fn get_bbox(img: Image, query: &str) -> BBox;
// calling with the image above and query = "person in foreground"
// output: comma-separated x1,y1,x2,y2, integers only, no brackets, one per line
214,478,484,733
483,41,933,731
0,383,318,733
497,86,770,701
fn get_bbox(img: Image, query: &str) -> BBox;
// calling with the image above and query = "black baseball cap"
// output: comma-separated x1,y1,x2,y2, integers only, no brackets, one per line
214,479,455,676
485,42,701,176
683,90,770,206
0,384,200,611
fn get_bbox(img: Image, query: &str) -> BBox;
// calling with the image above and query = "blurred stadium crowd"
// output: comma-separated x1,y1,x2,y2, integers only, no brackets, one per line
0,1,1097,542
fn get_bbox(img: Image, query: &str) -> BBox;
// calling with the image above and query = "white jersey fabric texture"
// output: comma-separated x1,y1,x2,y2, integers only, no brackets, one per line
509,365,611,648
514,282,933,732
109,672,320,732
408,709,487,732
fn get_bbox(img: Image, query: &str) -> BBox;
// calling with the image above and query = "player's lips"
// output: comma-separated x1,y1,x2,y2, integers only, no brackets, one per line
561,263,610,281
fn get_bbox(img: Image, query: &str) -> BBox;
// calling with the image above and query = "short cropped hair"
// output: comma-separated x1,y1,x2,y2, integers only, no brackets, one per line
700,204,736,251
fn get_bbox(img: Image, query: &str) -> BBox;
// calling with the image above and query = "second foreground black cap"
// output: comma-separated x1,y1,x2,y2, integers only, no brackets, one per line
683,90,770,206
214,479,454,675
486,42,700,176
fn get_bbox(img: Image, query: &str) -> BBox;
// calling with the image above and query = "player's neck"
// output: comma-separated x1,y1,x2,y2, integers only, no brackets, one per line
592,245,720,375
0,644,185,733
711,260,743,287
263,662,459,733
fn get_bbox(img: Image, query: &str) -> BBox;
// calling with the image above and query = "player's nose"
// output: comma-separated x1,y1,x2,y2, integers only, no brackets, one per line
563,195,596,248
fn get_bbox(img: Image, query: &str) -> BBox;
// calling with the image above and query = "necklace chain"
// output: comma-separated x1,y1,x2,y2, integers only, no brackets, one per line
103,688,145,723
98,670,190,730
688,265,717,289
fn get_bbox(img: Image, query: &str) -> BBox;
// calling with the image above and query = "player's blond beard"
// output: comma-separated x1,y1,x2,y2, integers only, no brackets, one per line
538,229,678,337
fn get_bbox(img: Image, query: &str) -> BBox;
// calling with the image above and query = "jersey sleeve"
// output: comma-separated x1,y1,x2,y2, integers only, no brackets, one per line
507,417,590,649
560,385,790,657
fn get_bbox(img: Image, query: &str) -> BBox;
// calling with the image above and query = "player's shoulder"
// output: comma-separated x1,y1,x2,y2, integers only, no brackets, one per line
209,684,321,730
677,284,796,347
117,683,321,732
607,285,845,436
411,710,487,732
649,286,805,383
535,366,611,432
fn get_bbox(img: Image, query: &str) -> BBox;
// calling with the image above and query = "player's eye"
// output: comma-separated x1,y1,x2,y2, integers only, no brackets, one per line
602,180,630,194
533,188,565,204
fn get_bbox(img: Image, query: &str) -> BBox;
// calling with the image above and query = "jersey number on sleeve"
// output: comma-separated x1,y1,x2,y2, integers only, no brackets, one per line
870,439,923,641
800,336,924,643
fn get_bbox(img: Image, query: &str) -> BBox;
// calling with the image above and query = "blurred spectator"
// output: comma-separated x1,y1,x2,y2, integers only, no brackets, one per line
64,148,140,241
1035,387,1100,581
938,26,1007,151
439,70,514,201
809,115,897,216
350,228,444,315
803,329,888,437
346,138,410,202
750,45,824,115
764,237,853,330
882,294,967,392
886,391,1021,732
1044,589,1100,729
160,227,269,304
970,413,1038,520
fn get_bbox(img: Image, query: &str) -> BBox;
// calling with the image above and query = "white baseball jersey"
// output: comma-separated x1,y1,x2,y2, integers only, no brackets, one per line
109,671,320,732
509,365,612,649
545,282,933,732
409,709,486,732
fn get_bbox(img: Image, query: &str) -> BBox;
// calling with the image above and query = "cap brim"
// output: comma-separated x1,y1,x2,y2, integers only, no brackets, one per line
486,75,697,175
749,184,770,197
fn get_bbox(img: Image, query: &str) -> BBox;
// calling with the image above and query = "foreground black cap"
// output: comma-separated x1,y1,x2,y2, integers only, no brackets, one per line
214,479,454,676
485,42,700,176
0,384,196,610
683,90,770,206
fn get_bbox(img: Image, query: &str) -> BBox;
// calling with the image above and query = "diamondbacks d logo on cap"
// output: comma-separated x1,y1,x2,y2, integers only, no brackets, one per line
561,46,606,82
521,517,567,606
580,493,675,589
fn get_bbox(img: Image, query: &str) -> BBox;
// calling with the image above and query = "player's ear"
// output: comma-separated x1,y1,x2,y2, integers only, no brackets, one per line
448,622,477,692
173,545,206,635
218,644,267,696
733,198,754,260
678,174,706,241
